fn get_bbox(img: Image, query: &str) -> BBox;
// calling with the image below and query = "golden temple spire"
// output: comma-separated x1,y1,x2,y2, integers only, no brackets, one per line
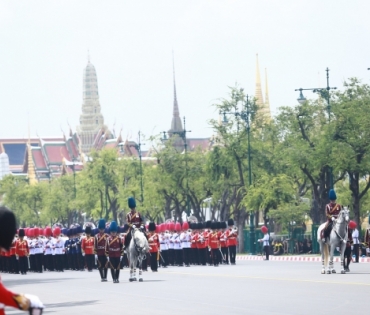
254,54,264,109
27,119,37,185
264,68,271,120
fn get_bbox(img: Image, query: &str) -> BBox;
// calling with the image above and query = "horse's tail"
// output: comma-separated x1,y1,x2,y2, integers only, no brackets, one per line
323,243,329,266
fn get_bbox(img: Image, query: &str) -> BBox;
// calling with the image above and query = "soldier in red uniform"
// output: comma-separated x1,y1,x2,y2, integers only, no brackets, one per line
344,221,356,272
82,226,95,272
227,219,238,265
105,221,123,283
321,189,342,242
196,223,207,266
94,219,109,281
9,236,18,274
124,197,145,249
219,222,229,264
15,229,29,275
0,206,44,314
148,222,159,272
209,222,220,266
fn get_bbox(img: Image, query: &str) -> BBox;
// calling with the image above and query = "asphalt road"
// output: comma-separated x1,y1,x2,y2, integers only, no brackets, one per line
2,260,369,315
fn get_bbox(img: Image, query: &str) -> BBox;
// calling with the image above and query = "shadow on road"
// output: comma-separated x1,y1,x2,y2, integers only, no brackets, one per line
4,278,76,286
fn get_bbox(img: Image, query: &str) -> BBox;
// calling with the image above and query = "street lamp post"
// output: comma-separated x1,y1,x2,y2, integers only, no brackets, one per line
119,131,145,204
295,67,337,189
221,91,255,254
162,116,192,216
132,131,144,204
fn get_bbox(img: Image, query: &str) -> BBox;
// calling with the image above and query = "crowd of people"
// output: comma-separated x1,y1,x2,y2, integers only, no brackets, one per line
0,218,239,281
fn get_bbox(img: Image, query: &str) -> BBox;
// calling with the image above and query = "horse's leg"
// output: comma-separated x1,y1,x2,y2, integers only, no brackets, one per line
328,243,335,274
320,242,326,274
340,243,346,274
133,258,137,281
139,256,143,282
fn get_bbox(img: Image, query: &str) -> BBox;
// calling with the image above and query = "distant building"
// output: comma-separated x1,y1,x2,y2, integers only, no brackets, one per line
166,58,212,151
0,152,10,180
254,54,271,121
77,59,106,154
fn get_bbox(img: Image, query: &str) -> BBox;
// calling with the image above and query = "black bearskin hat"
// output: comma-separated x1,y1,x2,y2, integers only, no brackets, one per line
85,226,92,234
0,206,17,250
19,228,25,238
228,218,234,227
149,222,156,232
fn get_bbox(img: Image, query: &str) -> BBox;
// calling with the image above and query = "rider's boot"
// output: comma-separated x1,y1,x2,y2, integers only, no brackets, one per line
320,230,326,242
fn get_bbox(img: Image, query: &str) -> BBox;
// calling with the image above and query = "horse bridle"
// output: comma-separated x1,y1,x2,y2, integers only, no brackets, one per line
332,209,349,243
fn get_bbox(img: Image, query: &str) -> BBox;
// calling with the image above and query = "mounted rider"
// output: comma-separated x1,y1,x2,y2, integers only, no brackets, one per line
321,189,342,242
124,197,146,249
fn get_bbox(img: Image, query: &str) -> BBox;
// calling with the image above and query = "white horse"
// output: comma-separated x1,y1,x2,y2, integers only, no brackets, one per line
127,226,149,282
317,207,350,274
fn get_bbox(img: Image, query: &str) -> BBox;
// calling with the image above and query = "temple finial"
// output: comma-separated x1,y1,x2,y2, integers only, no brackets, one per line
27,115,37,185
264,68,271,120
254,54,264,108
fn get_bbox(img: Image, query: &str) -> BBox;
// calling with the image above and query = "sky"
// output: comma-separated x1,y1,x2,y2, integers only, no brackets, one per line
0,0,369,147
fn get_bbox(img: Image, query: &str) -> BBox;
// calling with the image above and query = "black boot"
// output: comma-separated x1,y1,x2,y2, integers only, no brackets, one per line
115,269,120,283
99,268,104,281
110,269,116,283
103,268,108,281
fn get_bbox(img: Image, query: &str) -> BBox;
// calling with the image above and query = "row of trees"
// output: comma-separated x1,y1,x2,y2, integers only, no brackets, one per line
1,78,370,252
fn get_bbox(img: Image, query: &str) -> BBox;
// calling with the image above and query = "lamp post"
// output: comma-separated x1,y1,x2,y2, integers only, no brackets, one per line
162,116,192,216
221,91,255,254
119,131,144,204
295,67,337,189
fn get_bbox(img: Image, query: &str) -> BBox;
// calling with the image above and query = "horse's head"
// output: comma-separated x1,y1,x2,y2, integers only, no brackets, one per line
339,206,350,223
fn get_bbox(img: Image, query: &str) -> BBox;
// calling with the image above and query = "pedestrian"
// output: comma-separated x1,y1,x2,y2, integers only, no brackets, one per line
258,226,270,261
352,225,360,263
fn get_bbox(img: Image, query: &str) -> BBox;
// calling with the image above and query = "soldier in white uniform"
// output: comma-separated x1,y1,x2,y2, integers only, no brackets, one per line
28,231,35,272
258,226,270,261
53,227,65,272
159,226,168,268
34,229,44,273
352,227,360,263
43,227,55,271
180,222,191,267
173,223,183,266
167,228,175,266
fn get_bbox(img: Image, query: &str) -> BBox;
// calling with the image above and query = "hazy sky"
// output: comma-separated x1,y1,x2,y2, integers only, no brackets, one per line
1,0,369,146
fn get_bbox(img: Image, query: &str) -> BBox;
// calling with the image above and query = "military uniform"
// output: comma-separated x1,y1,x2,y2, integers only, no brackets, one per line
148,223,159,272
209,223,220,266
227,219,237,265
322,189,342,241
15,229,29,275
82,226,95,271
95,219,109,281
105,221,123,283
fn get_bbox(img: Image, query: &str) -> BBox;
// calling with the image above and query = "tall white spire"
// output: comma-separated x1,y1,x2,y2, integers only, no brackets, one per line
77,57,105,154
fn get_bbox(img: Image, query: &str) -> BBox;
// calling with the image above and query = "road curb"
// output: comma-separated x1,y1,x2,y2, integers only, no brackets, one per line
236,255,370,263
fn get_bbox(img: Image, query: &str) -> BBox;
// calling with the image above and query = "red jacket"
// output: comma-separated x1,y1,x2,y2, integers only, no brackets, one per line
196,232,207,249
0,281,21,315
148,232,159,253
227,229,238,246
220,230,228,248
82,236,95,255
94,233,108,256
15,239,29,257
209,232,220,249
326,202,341,222
105,235,123,258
